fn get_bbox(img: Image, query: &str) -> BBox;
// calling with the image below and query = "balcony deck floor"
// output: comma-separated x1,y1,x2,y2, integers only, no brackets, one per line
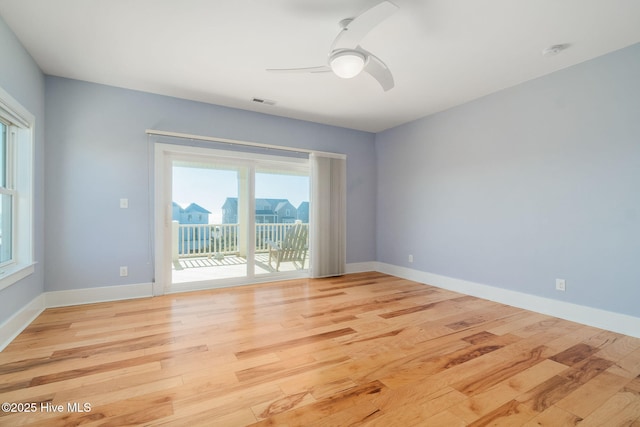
172,253,308,283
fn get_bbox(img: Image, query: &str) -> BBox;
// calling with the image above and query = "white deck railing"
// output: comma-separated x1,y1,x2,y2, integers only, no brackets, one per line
173,222,309,258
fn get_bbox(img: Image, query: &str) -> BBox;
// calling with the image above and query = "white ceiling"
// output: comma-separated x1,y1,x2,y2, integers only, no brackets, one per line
1,0,639,133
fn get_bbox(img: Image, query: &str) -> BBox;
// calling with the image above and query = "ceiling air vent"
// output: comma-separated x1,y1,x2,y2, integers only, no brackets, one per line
252,97,276,106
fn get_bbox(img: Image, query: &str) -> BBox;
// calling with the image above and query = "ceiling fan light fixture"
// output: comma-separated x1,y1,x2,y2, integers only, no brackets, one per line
330,50,366,79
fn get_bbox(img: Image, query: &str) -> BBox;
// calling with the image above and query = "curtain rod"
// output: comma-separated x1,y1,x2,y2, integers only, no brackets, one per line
145,129,347,159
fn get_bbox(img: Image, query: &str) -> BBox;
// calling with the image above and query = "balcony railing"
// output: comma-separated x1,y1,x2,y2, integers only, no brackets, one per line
172,222,309,259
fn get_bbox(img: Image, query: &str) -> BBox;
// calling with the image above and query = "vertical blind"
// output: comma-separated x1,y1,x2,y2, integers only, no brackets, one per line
310,153,346,278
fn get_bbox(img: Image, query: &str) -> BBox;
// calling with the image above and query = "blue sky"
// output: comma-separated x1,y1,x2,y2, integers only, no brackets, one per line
173,166,309,223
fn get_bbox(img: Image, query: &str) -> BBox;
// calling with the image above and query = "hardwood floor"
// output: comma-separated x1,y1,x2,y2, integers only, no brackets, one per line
1,272,640,426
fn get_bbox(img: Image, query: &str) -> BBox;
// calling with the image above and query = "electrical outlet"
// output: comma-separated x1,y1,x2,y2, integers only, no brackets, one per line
555,278,566,291
408,254,413,263
120,198,128,209
120,266,128,277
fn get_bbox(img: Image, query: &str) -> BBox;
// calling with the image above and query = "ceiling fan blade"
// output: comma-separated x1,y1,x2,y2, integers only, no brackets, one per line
362,49,394,91
332,1,399,51
266,65,331,74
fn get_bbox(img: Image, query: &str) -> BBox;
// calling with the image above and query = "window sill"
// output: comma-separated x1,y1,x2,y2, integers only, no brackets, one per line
0,263,35,292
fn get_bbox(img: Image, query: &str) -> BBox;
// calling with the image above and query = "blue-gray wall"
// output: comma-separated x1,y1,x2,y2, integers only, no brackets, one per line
44,77,376,291
0,16,45,324
376,43,640,317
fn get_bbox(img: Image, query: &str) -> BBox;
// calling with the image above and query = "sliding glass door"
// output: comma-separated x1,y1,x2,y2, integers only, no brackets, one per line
171,161,247,285
155,143,309,294
254,170,310,277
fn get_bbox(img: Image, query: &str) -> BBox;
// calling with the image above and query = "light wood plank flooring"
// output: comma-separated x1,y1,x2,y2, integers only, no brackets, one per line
1,272,640,426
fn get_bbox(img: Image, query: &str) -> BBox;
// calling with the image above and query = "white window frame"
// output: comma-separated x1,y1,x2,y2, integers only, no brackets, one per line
0,117,16,267
0,86,35,291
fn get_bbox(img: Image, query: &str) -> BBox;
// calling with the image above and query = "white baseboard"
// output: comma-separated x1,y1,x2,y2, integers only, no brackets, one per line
0,293,45,352
45,282,154,308
376,262,640,339
346,262,377,274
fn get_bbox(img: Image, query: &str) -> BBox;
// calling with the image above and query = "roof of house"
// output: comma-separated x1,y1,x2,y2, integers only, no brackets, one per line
184,203,211,214
224,197,295,212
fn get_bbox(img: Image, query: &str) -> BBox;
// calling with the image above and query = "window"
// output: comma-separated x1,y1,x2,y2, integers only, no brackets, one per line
0,119,14,265
0,86,34,291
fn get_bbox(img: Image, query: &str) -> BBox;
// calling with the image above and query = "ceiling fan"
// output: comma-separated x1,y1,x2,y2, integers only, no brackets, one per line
267,1,399,91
